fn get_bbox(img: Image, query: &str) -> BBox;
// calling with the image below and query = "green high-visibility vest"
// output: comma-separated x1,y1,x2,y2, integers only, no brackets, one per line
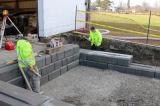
89,29,102,46
16,39,35,68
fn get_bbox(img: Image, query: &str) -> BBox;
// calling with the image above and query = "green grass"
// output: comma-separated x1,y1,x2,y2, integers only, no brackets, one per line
90,12,160,37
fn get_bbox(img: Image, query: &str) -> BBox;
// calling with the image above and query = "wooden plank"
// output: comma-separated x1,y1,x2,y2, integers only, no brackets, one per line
45,46,64,55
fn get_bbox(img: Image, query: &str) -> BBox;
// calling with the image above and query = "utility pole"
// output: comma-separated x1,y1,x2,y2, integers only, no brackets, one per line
86,0,91,29
127,0,130,9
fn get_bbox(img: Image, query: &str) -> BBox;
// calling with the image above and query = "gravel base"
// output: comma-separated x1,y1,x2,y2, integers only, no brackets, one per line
42,66,160,106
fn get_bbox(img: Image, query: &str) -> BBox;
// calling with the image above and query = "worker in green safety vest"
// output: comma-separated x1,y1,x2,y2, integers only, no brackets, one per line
16,34,41,93
89,26,102,50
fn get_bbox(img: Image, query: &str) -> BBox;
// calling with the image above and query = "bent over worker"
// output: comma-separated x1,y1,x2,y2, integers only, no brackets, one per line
89,26,102,50
16,35,41,93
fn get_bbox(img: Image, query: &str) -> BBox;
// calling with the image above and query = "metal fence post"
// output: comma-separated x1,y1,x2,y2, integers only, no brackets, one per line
146,11,152,43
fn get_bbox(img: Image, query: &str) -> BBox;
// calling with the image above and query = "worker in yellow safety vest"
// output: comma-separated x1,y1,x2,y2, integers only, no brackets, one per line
89,26,102,50
16,34,41,93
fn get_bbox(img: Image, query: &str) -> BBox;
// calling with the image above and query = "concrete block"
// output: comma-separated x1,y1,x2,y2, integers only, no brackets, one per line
117,57,132,66
40,75,49,86
85,60,108,69
62,58,68,66
126,66,142,76
67,56,75,64
36,56,46,69
48,69,61,81
45,55,52,65
73,45,80,53
79,59,87,66
0,80,53,106
51,53,57,63
40,65,50,76
57,51,65,60
74,53,80,61
79,49,91,60
0,67,21,82
48,63,55,73
54,60,62,70
86,50,132,66
8,76,25,88
108,64,127,73
61,66,68,75
129,63,155,78
67,60,79,71
64,46,74,57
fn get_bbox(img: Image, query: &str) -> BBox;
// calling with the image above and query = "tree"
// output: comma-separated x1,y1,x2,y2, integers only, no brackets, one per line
96,0,112,10
142,2,150,11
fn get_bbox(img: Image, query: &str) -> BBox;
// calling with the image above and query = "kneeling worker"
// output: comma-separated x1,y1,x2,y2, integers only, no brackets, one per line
89,26,102,50
16,34,41,93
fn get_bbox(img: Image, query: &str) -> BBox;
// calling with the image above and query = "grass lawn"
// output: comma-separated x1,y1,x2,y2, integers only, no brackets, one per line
90,12,160,37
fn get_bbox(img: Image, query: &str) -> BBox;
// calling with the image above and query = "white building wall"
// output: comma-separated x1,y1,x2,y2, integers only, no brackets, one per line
38,0,86,37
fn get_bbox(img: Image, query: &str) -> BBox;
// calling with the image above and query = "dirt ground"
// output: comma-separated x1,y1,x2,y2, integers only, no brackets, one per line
42,66,160,106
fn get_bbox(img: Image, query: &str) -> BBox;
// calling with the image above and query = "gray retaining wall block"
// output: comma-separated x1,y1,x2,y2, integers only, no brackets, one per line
67,60,79,71
8,76,25,88
54,60,62,70
0,80,72,106
73,45,80,54
64,45,74,57
74,53,80,61
40,65,50,76
40,75,49,86
51,53,57,63
87,50,133,66
79,49,91,60
67,56,75,64
108,64,127,73
85,60,108,69
154,67,160,79
36,56,46,69
48,63,55,73
48,69,61,81
108,63,155,78
129,63,155,78
45,55,52,65
61,66,68,75
57,51,65,61
0,64,21,81
62,58,68,66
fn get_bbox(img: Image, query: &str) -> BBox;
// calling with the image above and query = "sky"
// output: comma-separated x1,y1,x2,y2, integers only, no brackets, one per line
92,0,160,7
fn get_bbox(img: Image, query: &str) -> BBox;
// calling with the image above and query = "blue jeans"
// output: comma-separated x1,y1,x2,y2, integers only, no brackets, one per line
23,67,40,93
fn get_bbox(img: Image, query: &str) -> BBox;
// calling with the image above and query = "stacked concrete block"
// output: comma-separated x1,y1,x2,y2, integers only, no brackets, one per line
0,80,72,106
80,49,133,69
0,64,21,82
0,44,80,88
80,49,159,79
36,56,46,69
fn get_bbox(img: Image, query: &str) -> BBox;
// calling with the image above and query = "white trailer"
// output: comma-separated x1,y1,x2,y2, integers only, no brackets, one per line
38,0,87,38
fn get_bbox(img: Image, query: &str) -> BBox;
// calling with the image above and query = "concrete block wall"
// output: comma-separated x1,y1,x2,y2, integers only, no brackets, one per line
0,44,79,88
80,49,160,79
0,80,72,106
